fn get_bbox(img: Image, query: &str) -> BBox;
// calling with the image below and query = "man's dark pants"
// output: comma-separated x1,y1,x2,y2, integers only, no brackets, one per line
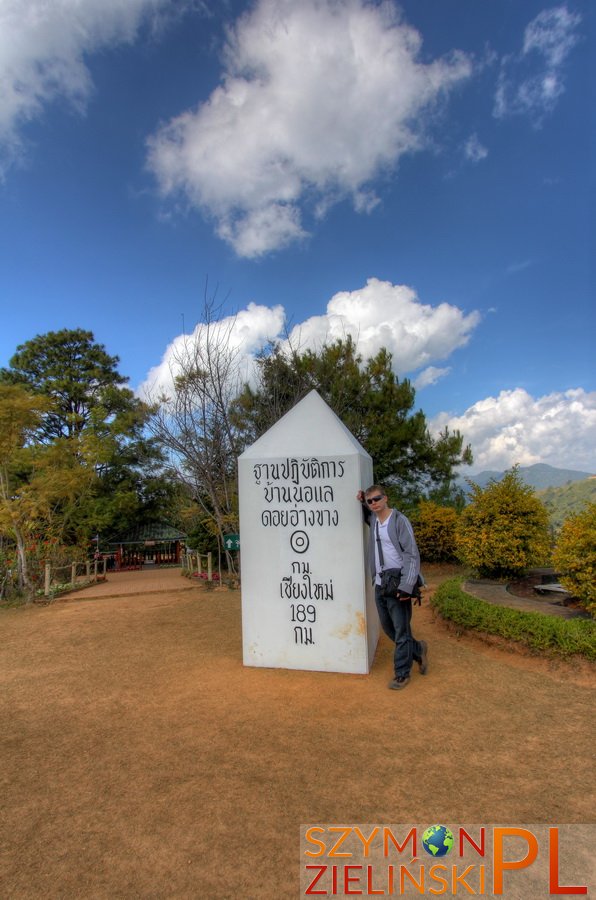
375,585,423,678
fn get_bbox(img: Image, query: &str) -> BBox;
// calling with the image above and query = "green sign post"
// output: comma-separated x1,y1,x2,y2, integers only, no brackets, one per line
224,534,240,551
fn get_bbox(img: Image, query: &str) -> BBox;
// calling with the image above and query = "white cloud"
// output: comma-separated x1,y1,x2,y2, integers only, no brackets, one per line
463,133,488,163
139,277,480,399
413,366,451,391
147,0,472,257
431,388,596,473
523,5,581,67
144,291,596,478
0,0,172,178
286,278,480,374
139,301,286,400
494,5,581,124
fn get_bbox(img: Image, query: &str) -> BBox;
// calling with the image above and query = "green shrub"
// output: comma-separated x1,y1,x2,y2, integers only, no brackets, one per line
413,501,458,562
431,578,596,660
553,503,596,617
455,467,550,578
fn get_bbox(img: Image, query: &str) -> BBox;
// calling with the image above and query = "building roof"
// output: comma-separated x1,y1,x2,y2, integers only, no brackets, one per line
108,523,187,545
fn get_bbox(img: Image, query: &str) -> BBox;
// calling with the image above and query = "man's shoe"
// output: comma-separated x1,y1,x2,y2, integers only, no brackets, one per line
418,640,429,675
388,675,410,690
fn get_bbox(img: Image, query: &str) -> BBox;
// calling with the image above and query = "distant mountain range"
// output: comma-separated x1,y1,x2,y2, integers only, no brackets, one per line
457,463,594,492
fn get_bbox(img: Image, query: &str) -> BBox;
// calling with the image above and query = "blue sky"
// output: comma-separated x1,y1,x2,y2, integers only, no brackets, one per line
0,0,593,474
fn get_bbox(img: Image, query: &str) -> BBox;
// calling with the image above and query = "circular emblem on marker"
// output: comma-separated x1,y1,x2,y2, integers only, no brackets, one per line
290,530,309,554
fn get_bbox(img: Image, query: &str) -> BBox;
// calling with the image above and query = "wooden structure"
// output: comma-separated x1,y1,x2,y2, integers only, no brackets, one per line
107,524,187,570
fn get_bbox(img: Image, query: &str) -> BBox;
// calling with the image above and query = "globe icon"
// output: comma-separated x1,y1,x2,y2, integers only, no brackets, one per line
422,825,454,857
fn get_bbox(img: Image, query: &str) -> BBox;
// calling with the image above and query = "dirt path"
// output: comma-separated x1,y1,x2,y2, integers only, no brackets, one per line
1,569,594,899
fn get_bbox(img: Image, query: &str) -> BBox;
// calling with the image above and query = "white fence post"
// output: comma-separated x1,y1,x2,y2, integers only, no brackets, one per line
207,552,212,582
44,562,51,597
71,562,76,587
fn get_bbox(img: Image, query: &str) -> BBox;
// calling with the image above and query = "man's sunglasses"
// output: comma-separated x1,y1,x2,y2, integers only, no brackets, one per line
366,495,384,504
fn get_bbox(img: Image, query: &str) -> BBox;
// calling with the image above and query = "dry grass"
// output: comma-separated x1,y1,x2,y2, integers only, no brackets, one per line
0,566,593,898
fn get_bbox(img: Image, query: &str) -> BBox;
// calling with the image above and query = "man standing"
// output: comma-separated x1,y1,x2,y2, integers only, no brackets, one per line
359,485,428,690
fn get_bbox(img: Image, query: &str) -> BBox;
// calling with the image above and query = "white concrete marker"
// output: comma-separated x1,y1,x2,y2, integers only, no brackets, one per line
238,390,379,674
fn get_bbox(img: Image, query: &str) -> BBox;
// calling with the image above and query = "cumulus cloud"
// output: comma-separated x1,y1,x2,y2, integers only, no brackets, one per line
146,0,472,257
139,277,480,399
494,5,581,124
286,278,480,374
431,388,596,473
0,0,173,178
139,301,285,400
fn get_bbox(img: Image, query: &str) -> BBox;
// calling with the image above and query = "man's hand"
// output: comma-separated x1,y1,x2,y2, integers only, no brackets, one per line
356,490,365,503
397,589,412,600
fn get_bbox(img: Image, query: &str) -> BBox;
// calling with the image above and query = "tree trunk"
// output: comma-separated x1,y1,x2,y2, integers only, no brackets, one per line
14,526,33,597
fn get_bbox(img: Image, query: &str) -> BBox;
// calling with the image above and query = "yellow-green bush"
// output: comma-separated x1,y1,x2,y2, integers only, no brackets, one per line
455,468,550,578
413,501,458,562
553,502,596,617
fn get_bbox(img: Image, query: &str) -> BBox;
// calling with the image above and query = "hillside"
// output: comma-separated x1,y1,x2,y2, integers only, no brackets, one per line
455,464,595,528
538,477,596,530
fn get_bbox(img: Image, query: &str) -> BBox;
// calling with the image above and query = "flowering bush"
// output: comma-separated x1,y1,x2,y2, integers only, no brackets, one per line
25,537,87,585
413,501,459,562
455,468,550,578
553,503,596,617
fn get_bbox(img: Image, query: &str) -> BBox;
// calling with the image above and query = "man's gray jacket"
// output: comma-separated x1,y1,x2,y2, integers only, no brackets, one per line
367,509,420,596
